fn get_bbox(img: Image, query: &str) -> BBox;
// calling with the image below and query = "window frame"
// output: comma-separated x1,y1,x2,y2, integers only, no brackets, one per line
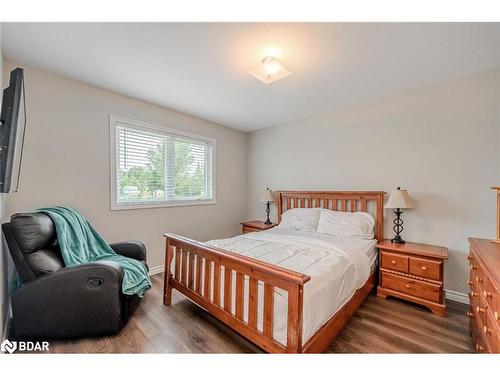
109,115,216,211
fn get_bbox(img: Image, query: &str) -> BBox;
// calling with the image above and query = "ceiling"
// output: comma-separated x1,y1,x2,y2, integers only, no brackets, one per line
2,23,500,132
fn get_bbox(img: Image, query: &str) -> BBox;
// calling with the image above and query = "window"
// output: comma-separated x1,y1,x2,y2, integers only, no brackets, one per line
110,116,215,210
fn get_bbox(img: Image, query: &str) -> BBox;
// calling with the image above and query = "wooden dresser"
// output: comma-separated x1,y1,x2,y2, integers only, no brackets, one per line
377,240,448,316
468,238,500,353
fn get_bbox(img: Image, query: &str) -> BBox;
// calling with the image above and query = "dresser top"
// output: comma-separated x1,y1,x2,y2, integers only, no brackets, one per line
377,239,448,259
468,237,500,289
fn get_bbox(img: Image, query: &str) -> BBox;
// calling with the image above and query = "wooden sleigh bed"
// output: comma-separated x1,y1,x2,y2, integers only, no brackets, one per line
163,191,385,353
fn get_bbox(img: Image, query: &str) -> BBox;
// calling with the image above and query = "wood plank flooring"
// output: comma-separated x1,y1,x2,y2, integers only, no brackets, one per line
47,274,473,353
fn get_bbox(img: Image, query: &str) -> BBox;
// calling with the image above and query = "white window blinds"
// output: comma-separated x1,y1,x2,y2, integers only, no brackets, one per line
112,117,215,208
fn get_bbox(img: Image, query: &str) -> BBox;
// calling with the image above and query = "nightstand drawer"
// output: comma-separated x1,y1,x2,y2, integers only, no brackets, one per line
380,251,408,273
242,227,259,234
381,272,441,303
409,257,442,281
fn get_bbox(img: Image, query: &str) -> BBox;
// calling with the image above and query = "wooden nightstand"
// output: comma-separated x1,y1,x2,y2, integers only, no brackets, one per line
376,239,448,316
241,220,278,234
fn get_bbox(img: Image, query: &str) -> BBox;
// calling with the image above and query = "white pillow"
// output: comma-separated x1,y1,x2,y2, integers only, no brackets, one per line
317,209,375,239
278,208,321,232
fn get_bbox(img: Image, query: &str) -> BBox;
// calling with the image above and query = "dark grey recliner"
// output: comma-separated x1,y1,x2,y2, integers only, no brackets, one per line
2,212,148,339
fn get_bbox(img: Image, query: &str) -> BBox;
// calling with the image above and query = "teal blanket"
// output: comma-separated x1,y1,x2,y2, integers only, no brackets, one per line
37,206,151,297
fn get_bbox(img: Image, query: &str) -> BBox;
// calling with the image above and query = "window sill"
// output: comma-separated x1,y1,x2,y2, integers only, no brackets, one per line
111,199,216,211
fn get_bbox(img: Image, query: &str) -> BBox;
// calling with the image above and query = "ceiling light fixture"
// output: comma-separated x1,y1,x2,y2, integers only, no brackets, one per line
249,56,291,84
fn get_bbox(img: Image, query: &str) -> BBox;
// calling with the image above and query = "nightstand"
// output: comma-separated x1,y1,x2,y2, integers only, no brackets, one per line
241,220,278,234
376,239,448,316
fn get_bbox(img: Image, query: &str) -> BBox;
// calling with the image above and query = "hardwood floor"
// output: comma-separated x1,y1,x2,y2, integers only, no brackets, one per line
48,274,473,353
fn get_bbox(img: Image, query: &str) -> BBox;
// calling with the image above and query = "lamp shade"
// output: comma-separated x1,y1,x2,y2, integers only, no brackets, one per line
261,188,275,202
384,187,415,209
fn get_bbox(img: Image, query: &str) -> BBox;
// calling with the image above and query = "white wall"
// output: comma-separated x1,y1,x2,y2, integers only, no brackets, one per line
3,61,248,272
248,68,500,295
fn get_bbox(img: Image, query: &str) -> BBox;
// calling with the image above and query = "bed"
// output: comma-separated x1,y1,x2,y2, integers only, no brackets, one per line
163,191,385,353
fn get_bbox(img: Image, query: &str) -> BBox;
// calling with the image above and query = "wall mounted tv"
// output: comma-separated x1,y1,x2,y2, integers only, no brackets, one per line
0,68,26,193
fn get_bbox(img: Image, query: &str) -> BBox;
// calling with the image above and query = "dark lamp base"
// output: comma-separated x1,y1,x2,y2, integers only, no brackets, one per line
391,237,406,244
391,208,406,244
264,201,272,225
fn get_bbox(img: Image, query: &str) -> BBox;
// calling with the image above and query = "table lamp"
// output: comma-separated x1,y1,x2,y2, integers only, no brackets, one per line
260,188,275,225
384,187,415,244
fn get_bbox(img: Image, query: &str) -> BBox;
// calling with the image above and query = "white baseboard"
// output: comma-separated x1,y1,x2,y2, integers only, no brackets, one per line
148,265,165,276
445,289,469,305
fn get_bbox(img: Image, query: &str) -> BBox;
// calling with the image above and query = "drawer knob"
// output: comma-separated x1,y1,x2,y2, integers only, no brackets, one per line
468,255,473,261
470,264,477,270
468,280,473,286
405,284,410,289
466,311,474,318
475,276,483,283
475,343,484,352
483,290,492,299
476,306,486,313
421,266,427,271
495,311,499,321
483,325,491,335
470,291,478,298
391,260,397,265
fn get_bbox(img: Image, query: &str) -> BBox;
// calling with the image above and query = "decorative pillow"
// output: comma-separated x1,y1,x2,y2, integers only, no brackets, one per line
278,208,321,232
316,209,375,239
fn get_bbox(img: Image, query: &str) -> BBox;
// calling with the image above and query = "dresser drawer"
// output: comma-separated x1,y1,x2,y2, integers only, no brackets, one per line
409,257,442,281
482,277,500,321
468,255,479,274
491,290,500,329
381,272,441,303
481,309,498,349
470,316,491,353
381,251,409,273
475,294,489,327
469,256,486,283
490,320,500,353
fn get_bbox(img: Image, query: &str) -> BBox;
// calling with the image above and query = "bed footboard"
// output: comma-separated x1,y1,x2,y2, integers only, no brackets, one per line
163,233,311,353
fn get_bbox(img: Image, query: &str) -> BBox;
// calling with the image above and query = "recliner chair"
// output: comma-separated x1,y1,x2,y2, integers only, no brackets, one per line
2,212,148,339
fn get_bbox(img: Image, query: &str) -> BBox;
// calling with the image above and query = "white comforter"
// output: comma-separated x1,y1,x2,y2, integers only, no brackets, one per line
206,228,376,345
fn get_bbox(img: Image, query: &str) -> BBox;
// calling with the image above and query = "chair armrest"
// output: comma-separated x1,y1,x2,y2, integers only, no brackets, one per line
11,261,124,339
110,241,147,262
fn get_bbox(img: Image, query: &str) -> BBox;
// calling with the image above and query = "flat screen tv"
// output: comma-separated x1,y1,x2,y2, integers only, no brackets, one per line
0,68,26,193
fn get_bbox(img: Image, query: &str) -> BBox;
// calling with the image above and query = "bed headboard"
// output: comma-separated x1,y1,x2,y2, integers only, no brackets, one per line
276,190,386,242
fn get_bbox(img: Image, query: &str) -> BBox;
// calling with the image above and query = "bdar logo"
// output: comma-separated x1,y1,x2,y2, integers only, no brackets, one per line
1,339,48,353
1,339,17,354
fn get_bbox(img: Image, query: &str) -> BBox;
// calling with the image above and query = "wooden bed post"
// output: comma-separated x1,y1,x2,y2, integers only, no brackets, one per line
286,284,304,353
163,239,174,306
